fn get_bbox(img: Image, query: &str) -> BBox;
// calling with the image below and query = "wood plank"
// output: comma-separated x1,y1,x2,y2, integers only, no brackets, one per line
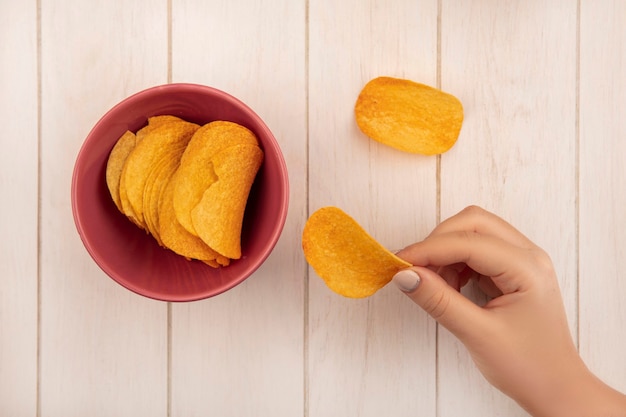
579,0,626,393
308,1,439,416
169,0,307,415
439,1,578,415
39,0,169,415
8,1,625,415
0,1,38,415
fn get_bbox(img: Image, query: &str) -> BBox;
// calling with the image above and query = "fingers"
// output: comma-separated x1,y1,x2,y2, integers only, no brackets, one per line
437,263,480,291
435,264,503,297
393,266,489,342
437,263,470,291
476,276,503,298
429,206,536,250
397,230,537,294
397,206,545,295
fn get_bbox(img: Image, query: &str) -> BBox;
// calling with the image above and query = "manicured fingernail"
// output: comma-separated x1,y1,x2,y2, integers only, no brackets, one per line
392,269,421,293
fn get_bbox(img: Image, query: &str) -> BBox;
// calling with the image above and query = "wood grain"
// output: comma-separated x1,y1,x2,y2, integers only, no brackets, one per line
0,2,38,415
2,1,626,415
39,0,169,415
169,0,307,415
439,1,577,415
579,0,626,393
308,1,439,416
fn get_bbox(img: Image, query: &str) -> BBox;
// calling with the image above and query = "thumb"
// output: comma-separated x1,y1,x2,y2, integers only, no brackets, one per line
392,266,487,341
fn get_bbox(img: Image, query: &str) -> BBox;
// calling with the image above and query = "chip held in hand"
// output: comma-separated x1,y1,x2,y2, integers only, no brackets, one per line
355,76,464,155
302,206,411,298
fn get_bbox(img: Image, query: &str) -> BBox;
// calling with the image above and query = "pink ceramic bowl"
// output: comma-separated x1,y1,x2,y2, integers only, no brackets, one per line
71,83,289,302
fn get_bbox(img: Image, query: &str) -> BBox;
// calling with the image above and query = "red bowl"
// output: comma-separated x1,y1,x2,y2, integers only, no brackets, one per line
71,83,289,302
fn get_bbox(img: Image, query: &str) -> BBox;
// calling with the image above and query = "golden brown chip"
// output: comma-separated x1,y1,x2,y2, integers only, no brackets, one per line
172,121,259,236
136,115,185,143
120,119,199,227
203,259,221,268
119,176,144,229
105,116,260,268
142,151,185,245
141,156,168,243
191,143,263,260
141,134,190,244
216,255,230,267
106,130,137,212
201,256,230,268
158,173,222,263
355,76,463,155
116,134,144,229
302,206,411,298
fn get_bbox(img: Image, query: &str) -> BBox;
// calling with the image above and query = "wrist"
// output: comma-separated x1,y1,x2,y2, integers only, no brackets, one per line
522,360,626,417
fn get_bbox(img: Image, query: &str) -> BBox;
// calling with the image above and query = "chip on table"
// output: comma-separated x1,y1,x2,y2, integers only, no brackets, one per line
302,206,411,298
355,76,464,155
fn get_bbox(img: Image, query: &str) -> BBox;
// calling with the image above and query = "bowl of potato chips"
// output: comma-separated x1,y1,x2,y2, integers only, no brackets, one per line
71,83,289,301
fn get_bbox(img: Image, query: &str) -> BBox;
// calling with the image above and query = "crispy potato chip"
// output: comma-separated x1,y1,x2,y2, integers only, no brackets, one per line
216,255,230,267
158,173,222,263
191,143,263,260
120,119,199,226
106,116,261,268
106,130,136,212
355,76,463,155
302,206,411,298
203,259,221,268
142,151,185,245
118,176,143,229
141,129,190,243
116,135,145,229
136,115,185,143
201,255,230,268
173,121,259,236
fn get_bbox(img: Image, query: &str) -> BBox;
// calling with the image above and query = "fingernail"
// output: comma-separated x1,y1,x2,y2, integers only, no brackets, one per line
392,269,421,293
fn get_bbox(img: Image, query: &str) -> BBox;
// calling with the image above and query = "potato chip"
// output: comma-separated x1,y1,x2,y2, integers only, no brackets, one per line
355,76,463,155
216,255,230,267
106,116,261,268
158,172,223,263
114,134,145,229
173,121,259,236
302,206,411,298
191,143,263,260
142,150,185,245
106,130,136,212
201,255,231,268
120,119,199,227
136,115,185,143
203,259,221,268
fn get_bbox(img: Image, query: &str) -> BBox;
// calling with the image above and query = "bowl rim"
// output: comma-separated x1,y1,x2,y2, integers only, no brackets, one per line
71,82,290,302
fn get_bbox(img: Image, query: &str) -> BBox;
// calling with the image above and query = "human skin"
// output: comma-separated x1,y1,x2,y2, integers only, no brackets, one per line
393,206,626,417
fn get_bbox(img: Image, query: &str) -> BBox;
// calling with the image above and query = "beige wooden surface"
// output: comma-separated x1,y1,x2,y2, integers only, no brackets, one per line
1,1,625,416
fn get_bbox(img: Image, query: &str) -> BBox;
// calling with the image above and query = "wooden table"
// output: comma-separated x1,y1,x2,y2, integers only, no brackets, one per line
2,1,625,415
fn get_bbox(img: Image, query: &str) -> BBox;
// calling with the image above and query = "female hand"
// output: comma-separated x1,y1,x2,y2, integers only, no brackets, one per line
393,206,626,417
